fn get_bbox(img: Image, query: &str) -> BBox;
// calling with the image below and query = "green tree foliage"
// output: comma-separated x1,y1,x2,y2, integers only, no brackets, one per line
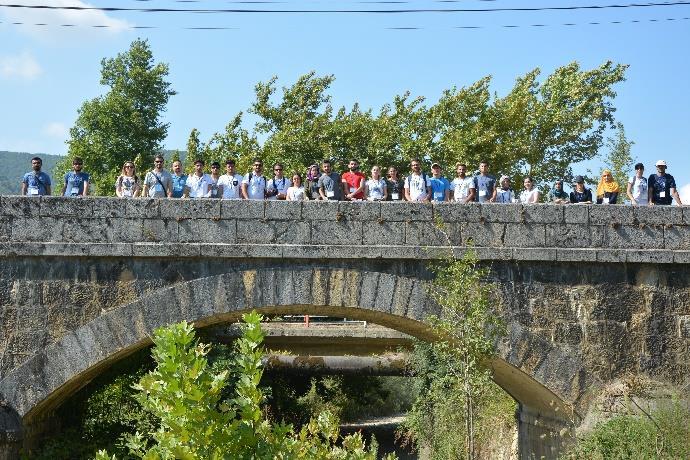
603,122,635,194
190,62,625,184
402,249,514,459
96,313,393,460
61,39,176,195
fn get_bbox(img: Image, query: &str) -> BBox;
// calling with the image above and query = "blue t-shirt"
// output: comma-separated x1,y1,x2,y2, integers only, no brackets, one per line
172,174,188,198
429,177,450,202
474,175,496,203
648,173,676,205
63,171,90,196
22,171,51,196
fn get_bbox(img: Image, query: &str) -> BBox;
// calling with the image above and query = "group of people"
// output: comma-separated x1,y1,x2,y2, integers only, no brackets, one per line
20,155,683,206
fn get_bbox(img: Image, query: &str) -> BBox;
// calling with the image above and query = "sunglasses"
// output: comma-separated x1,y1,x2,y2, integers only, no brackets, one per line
125,165,134,168
154,161,163,164
254,164,263,167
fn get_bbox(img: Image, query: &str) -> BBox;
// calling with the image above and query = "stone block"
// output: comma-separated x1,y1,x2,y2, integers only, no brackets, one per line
684,207,690,225
11,217,64,242
234,244,285,258
363,221,405,245
0,196,41,216
302,200,339,221
673,251,690,264
634,206,684,225
604,225,664,249
379,201,433,222
546,224,603,248
141,219,178,242
89,243,132,257
282,244,330,259
460,223,505,247
664,226,690,250
199,243,243,258
311,221,363,245
329,245,383,259
589,205,634,225
40,196,91,217
88,197,127,218
125,199,160,218
512,248,557,261
39,242,90,256
480,203,522,223
433,202,481,223
131,242,200,257
221,200,264,220
596,249,627,263
504,223,546,247
107,218,144,243
160,199,221,219
522,204,564,224
564,205,589,224
405,221,460,246
179,219,236,243
0,217,10,241
338,201,380,221
474,247,513,260
264,200,302,220
556,249,597,262
237,220,310,244
62,218,111,243
626,250,676,263
553,323,583,345
679,316,690,338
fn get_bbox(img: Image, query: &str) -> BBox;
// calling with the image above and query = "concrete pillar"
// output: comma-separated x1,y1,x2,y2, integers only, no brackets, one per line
517,405,573,460
0,405,21,460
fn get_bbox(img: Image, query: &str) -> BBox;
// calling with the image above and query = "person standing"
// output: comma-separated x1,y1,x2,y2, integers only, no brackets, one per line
318,159,344,201
429,163,450,202
569,176,593,204
520,176,540,204
186,159,213,198
364,165,387,201
495,176,516,203
306,164,321,200
648,160,682,206
115,161,140,198
61,157,90,197
171,160,188,198
626,163,648,206
596,170,619,204
242,158,267,200
404,158,431,202
218,159,243,200
143,155,173,198
208,162,222,198
266,163,292,200
21,156,51,196
386,166,405,201
450,163,475,203
342,159,366,201
286,172,308,201
473,160,496,203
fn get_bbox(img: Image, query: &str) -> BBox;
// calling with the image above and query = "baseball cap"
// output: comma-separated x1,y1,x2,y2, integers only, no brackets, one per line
431,162,441,168
655,160,667,167
574,175,584,183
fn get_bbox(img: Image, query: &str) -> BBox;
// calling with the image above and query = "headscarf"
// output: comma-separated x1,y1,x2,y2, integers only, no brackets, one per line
596,169,620,197
550,179,568,199
306,164,320,181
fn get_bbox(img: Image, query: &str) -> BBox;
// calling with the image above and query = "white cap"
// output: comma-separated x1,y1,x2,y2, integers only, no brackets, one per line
655,160,667,167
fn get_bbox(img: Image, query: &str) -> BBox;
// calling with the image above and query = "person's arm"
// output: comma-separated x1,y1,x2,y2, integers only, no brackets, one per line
133,180,141,197
424,180,432,203
404,181,412,201
488,185,497,203
355,176,365,197
342,179,350,200
116,177,123,198
82,179,89,197
60,176,67,196
671,187,683,205
464,186,475,204
382,183,388,201
626,180,636,205
531,191,540,203
20,179,27,195
318,179,327,200
648,175,654,205
241,178,250,200
444,184,450,202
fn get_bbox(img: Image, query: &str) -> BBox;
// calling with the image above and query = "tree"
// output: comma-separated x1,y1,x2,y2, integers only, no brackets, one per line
62,39,175,195
96,313,393,459
402,245,513,459
603,122,635,194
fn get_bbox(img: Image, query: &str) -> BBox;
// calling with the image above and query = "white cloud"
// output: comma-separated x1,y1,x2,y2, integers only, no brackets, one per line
43,122,69,139
0,51,42,80
0,0,132,39
679,183,690,206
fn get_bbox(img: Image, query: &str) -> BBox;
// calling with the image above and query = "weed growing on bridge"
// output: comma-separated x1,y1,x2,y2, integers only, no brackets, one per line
95,312,396,460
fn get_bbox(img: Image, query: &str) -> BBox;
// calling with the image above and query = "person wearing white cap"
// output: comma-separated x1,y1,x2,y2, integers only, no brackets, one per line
495,175,516,203
648,160,682,206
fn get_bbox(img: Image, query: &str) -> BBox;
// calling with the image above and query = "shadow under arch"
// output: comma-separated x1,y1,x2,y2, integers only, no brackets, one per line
0,267,583,429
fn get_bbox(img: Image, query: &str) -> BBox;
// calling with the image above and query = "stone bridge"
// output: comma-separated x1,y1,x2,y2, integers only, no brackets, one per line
1,196,689,459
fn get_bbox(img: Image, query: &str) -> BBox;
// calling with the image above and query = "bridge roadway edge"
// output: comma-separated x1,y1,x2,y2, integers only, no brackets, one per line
1,196,690,459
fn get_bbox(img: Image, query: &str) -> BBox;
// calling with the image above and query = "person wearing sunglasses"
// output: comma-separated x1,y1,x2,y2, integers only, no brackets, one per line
218,159,243,200
242,158,267,200
61,157,90,197
266,163,292,200
115,162,141,198
143,155,173,198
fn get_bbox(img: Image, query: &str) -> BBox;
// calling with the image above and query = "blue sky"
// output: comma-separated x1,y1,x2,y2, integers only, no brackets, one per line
1,0,689,200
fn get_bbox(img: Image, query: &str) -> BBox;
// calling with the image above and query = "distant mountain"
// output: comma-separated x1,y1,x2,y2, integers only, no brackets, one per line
0,150,185,195
0,151,63,195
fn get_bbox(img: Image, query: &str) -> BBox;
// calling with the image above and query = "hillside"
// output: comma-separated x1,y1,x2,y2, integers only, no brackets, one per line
0,151,63,195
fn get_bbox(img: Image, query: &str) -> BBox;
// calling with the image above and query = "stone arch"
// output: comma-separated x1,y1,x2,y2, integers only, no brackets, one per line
0,267,585,428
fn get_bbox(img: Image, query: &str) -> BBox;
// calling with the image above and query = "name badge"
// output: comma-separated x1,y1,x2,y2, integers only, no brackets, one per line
349,187,356,193
211,189,217,197
123,189,133,197
660,191,666,198
155,183,163,193
391,192,399,200
28,186,39,196
434,192,443,201
603,197,610,204
326,190,335,198
70,187,80,196
479,190,487,197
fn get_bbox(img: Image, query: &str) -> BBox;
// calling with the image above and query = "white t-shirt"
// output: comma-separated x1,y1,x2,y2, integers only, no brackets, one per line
218,173,243,199
242,173,267,200
628,175,648,205
520,188,539,204
366,178,387,201
266,176,292,200
187,173,212,198
286,186,307,201
451,177,475,202
404,173,431,202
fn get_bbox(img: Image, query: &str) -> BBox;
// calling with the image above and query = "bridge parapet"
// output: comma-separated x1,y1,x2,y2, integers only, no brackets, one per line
1,196,690,263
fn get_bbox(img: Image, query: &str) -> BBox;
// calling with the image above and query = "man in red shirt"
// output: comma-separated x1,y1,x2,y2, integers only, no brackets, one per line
342,159,366,201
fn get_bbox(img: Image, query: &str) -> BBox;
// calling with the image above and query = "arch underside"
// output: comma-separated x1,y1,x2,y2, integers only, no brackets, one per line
0,267,584,425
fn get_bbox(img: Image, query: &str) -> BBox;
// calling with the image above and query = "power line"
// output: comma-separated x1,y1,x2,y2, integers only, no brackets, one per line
1,1,690,14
